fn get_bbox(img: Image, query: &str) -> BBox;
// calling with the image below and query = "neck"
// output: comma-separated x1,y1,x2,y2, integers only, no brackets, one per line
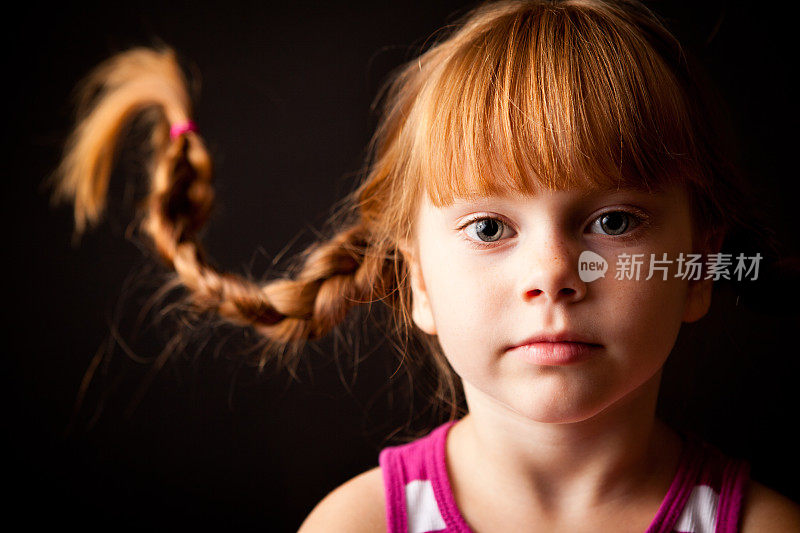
450,371,681,517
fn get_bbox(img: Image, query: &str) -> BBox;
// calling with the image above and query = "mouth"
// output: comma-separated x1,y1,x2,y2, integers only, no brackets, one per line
506,333,602,366
509,332,601,347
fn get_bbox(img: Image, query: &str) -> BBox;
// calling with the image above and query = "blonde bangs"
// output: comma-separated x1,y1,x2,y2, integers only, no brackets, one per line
402,1,698,206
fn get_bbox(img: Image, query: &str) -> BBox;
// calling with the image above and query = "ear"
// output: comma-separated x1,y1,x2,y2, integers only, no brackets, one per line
682,230,725,323
399,240,437,335
682,278,713,323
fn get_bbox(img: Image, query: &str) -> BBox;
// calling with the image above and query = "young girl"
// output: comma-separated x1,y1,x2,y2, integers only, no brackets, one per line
50,0,799,531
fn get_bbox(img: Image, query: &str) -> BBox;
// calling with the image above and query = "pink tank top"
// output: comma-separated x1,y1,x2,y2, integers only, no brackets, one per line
379,420,750,533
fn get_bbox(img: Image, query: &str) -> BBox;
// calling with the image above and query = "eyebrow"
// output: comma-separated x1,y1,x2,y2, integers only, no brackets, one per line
575,183,667,197
534,183,670,202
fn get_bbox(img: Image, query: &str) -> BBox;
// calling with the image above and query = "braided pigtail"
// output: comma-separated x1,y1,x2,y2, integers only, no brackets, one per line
50,47,398,369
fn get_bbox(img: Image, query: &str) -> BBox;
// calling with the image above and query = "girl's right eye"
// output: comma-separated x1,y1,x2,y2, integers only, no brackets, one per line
461,217,516,243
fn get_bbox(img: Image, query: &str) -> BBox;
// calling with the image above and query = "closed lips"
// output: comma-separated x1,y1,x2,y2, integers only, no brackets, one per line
507,333,601,350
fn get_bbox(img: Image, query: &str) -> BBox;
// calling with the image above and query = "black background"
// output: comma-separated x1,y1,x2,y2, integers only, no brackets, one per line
10,1,800,530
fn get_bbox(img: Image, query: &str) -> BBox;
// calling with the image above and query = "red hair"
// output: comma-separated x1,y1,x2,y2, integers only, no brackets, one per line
50,0,780,423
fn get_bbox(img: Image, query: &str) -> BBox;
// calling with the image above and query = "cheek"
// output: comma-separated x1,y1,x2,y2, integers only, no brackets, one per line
424,255,504,333
418,245,510,370
600,255,690,368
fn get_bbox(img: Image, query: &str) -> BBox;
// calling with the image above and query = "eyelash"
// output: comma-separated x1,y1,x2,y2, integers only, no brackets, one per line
458,208,651,248
588,207,651,241
458,214,516,248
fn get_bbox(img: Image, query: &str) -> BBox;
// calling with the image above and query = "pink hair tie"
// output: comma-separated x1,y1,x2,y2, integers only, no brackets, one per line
170,120,197,139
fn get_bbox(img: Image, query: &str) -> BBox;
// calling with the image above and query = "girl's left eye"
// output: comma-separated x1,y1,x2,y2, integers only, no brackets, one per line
587,210,645,237
462,217,516,243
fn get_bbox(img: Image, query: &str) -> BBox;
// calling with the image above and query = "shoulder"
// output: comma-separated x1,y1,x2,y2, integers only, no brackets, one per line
740,479,800,532
297,466,386,533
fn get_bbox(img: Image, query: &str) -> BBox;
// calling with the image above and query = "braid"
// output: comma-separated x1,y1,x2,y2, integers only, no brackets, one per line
50,46,398,362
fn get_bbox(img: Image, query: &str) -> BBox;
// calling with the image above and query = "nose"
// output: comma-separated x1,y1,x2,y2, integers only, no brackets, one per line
521,237,587,304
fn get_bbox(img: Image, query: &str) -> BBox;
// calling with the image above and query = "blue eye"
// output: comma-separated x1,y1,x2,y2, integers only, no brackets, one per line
589,210,642,236
464,217,514,243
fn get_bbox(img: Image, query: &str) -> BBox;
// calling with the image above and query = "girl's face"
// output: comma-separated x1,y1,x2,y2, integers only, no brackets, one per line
405,182,712,423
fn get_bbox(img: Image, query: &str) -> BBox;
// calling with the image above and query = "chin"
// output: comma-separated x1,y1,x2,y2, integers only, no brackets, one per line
501,391,611,425
513,404,606,425
464,376,635,425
